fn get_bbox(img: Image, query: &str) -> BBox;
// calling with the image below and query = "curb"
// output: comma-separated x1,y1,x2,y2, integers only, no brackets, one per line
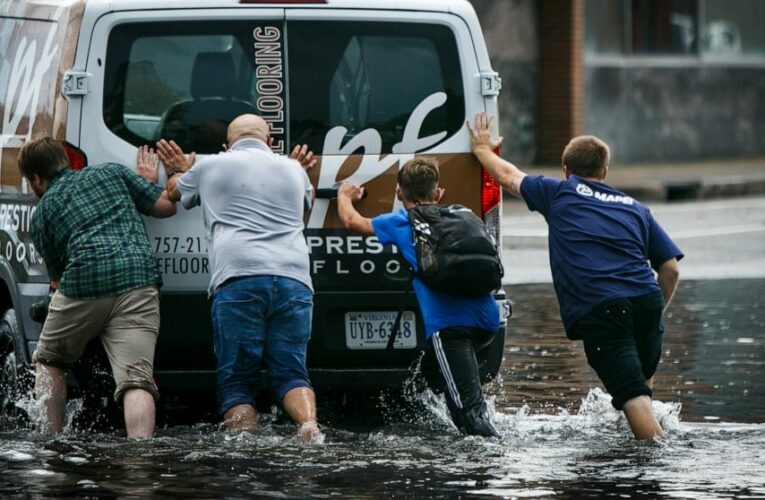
617,178,765,202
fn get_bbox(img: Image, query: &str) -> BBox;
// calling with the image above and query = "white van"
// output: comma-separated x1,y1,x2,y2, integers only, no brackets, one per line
0,0,510,405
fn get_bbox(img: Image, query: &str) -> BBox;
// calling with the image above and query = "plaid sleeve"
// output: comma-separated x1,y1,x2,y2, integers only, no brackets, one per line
31,203,63,280
112,163,164,215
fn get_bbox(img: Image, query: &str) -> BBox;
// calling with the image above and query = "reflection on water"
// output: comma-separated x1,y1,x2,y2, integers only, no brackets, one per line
1,279,764,498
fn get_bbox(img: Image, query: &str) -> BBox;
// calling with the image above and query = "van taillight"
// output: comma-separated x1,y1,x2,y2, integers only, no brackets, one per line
480,145,502,217
481,168,500,218
482,145,503,261
62,141,88,170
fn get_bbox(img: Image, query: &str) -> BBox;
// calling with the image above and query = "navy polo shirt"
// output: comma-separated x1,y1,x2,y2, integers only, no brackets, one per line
521,175,683,334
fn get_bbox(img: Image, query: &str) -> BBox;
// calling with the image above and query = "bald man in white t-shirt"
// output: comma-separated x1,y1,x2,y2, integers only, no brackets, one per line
144,114,321,442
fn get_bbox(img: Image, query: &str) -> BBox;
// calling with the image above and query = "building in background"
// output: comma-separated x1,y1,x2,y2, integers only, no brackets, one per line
471,0,765,165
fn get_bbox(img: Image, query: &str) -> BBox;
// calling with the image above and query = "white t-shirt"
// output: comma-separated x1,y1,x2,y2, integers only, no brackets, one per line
177,138,313,294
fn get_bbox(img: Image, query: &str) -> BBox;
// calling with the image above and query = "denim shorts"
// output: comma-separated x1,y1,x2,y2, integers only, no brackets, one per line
568,291,665,410
211,275,313,415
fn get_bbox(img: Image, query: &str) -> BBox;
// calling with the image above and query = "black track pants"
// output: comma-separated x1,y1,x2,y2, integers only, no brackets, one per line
422,327,499,438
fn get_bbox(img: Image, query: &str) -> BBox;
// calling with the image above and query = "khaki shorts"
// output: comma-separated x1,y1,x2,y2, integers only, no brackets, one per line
32,285,160,402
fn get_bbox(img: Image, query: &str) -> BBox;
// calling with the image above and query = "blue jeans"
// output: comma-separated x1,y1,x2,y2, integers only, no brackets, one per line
211,275,313,415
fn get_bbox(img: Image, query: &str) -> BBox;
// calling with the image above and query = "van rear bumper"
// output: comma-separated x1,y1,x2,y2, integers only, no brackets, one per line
152,368,413,392
153,323,507,392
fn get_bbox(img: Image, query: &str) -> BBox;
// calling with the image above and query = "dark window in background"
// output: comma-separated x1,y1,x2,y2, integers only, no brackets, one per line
586,0,763,57
702,0,765,55
288,21,464,154
632,0,698,54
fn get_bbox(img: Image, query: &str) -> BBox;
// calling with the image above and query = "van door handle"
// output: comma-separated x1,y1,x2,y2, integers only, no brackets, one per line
315,189,338,199
315,189,368,200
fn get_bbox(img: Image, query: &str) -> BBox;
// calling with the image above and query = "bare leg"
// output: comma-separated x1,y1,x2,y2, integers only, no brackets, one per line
282,387,321,442
223,404,260,433
622,395,665,440
123,388,156,438
35,363,67,435
646,376,655,390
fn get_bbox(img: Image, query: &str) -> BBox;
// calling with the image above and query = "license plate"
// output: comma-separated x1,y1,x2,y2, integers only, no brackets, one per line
345,311,417,349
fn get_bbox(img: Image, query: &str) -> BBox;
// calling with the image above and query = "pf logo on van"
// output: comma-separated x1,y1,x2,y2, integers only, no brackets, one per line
308,92,449,229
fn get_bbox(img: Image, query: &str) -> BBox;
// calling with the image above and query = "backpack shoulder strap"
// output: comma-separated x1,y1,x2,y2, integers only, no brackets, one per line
386,268,414,351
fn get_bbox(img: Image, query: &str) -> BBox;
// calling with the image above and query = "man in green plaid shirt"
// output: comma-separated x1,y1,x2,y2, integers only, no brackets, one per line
17,137,176,438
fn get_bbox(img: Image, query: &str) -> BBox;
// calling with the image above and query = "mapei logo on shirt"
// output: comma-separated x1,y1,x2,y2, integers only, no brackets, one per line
575,183,634,205
576,184,594,197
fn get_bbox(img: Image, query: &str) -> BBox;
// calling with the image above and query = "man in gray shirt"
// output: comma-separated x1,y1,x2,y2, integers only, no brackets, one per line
150,114,320,442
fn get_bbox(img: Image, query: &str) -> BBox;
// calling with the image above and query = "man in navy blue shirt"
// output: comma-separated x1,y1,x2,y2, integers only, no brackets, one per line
337,158,501,438
468,113,682,440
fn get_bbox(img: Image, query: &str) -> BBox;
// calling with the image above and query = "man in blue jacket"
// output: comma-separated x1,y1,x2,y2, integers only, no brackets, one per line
469,112,682,440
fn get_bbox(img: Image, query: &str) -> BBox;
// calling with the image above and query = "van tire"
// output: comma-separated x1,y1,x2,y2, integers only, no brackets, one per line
0,309,33,427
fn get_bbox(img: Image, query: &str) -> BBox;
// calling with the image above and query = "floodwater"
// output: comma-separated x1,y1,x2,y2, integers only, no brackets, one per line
2,279,764,498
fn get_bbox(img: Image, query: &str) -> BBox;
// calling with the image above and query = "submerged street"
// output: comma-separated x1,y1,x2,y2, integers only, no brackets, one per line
1,196,764,498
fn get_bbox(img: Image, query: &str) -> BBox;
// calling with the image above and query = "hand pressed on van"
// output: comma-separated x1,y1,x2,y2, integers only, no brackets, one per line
337,182,373,235
156,139,196,173
155,139,196,203
289,144,316,172
136,145,159,184
467,112,526,198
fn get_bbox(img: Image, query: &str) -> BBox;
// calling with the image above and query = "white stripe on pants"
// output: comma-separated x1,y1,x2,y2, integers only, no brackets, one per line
432,331,463,409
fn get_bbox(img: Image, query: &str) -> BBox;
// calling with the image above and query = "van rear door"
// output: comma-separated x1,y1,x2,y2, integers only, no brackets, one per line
284,9,496,380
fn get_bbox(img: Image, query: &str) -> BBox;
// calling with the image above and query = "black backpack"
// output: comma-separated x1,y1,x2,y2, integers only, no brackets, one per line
408,204,503,296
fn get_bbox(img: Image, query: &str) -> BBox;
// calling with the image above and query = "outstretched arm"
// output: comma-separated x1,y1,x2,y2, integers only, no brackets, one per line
467,112,528,199
337,183,374,235
657,257,680,311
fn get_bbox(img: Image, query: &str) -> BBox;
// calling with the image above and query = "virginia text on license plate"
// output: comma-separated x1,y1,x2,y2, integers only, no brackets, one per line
345,311,417,349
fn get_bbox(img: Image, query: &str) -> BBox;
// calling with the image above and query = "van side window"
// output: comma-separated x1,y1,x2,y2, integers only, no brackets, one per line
288,21,465,154
103,22,286,154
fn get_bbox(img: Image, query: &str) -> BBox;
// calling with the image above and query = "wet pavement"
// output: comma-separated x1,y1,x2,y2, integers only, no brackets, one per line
1,279,764,498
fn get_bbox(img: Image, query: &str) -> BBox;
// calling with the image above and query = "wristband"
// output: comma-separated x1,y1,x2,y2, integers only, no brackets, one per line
167,167,184,178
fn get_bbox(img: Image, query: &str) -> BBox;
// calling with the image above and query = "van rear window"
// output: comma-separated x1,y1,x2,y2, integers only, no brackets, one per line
104,21,286,154
288,21,465,154
103,20,463,155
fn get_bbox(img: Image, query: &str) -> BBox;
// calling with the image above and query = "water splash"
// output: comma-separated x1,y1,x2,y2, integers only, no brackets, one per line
10,368,85,435
654,399,683,434
63,398,84,433
12,379,43,432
